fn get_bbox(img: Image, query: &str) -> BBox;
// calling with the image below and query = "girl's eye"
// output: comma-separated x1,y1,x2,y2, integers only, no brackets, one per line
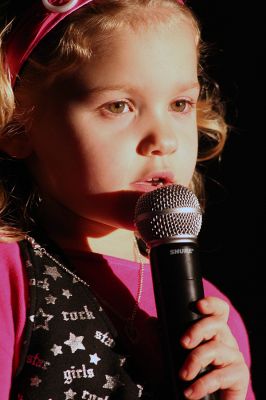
106,101,130,114
171,99,192,113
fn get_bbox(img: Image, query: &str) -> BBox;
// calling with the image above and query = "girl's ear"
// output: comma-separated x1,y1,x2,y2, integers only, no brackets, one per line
0,131,33,159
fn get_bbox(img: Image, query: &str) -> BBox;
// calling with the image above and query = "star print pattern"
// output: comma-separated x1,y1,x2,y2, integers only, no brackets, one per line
30,376,42,387
50,344,63,356
45,294,57,304
89,353,101,365
12,238,145,399
64,388,77,399
33,308,54,331
44,265,63,281
64,332,85,353
62,289,72,299
103,374,121,390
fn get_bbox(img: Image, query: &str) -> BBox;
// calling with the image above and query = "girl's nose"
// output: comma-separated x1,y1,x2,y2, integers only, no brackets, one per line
137,120,178,157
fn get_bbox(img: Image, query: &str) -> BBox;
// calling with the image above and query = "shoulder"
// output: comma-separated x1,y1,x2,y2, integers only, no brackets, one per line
0,240,22,267
0,239,24,284
0,239,27,322
0,238,27,301
0,241,26,293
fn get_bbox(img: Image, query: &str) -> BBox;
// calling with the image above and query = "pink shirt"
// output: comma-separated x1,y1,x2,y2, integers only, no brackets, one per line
0,241,255,399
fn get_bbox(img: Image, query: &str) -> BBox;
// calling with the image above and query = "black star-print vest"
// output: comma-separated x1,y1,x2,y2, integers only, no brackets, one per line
11,237,155,400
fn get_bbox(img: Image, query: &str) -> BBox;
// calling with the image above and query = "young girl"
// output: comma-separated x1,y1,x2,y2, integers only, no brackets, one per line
0,0,254,399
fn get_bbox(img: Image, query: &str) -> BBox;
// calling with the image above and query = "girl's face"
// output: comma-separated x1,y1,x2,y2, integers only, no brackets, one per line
26,18,199,232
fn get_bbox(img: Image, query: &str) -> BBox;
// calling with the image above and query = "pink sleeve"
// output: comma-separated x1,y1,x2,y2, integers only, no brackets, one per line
0,242,27,400
203,280,255,399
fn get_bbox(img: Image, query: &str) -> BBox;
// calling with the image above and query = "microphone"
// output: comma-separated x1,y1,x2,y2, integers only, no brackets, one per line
134,184,219,400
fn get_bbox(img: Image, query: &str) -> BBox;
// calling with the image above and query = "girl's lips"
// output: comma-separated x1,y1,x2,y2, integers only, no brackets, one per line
131,171,176,192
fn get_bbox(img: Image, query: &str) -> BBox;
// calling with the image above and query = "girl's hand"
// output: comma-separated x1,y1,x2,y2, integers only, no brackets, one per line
179,296,250,400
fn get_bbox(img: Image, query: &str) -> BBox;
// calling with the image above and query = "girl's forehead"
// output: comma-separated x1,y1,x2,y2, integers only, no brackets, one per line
91,16,196,56
5,0,188,87
50,23,198,96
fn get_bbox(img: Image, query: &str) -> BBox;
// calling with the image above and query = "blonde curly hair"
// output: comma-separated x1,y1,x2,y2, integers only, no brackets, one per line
0,0,227,242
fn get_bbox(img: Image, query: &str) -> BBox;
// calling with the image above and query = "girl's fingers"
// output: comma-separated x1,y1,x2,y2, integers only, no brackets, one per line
178,297,249,399
196,296,230,321
180,317,238,350
182,361,249,400
179,341,244,381
180,297,239,350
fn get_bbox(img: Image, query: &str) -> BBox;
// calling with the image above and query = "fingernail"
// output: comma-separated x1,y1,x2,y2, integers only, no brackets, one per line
180,368,188,379
184,387,193,398
182,336,191,346
201,299,209,308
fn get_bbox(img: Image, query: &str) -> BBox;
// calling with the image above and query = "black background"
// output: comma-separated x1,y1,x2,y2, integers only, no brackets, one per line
188,1,265,398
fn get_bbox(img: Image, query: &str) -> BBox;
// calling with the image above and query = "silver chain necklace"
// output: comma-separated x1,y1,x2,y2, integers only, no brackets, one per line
25,234,147,343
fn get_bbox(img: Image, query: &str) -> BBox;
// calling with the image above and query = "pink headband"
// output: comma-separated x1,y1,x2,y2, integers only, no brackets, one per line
5,0,184,87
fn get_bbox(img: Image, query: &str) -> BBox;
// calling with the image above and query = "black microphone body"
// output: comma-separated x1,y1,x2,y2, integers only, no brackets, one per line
135,184,219,400
150,241,213,399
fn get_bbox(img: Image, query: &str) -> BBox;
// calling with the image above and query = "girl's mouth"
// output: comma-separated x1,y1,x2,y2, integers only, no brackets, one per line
131,172,175,192
146,177,167,187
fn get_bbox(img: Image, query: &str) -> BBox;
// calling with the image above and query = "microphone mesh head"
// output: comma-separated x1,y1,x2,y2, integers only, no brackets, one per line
134,184,202,246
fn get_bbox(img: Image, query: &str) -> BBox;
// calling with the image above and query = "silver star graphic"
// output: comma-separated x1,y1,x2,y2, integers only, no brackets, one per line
45,294,57,305
64,332,85,353
30,376,42,387
64,388,77,399
89,353,101,365
50,344,63,356
62,289,72,299
103,374,121,390
33,308,54,331
44,265,62,281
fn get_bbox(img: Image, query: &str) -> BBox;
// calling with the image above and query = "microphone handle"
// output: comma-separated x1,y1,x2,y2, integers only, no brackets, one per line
150,242,220,400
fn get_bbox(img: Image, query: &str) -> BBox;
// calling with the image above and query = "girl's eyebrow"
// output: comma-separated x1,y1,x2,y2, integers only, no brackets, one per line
86,81,200,95
86,85,132,94
178,82,200,92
